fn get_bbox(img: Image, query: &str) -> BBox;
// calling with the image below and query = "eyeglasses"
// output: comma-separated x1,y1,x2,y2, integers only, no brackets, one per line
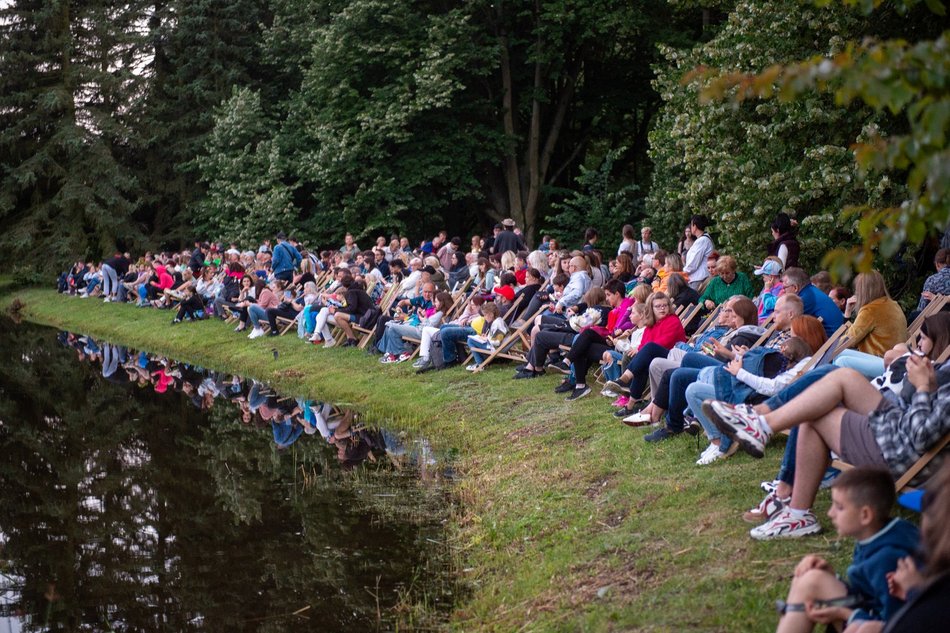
653,303,669,310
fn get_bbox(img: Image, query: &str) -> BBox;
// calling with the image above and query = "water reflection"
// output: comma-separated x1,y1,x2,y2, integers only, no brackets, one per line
0,323,456,631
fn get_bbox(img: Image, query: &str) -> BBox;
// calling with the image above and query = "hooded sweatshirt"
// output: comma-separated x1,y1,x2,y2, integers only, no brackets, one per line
846,517,919,624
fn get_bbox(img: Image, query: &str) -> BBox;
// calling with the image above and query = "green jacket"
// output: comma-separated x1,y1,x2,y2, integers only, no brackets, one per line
699,272,755,306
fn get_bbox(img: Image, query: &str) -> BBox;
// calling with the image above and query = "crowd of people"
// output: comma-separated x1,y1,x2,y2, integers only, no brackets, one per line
56,214,950,632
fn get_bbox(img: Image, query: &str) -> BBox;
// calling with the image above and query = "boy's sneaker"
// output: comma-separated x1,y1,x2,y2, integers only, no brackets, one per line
412,357,429,368
565,385,591,401
380,353,398,364
548,360,571,374
750,508,821,541
248,328,265,339
554,380,575,394
603,379,631,395
701,400,771,458
396,351,413,363
743,490,790,524
465,363,480,372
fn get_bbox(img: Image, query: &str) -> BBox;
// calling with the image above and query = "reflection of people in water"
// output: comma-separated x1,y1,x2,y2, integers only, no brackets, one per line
57,331,446,479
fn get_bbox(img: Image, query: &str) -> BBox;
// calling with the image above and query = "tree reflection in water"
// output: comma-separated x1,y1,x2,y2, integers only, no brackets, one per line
0,323,456,631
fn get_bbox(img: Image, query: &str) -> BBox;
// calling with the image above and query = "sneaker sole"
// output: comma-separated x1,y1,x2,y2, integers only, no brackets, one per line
548,365,571,375
750,521,822,541
701,401,765,459
603,381,630,395
566,389,591,401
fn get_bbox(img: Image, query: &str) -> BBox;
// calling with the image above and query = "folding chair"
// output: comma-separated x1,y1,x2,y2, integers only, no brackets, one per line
463,298,542,371
275,314,300,336
687,304,722,344
794,323,850,374
907,294,948,343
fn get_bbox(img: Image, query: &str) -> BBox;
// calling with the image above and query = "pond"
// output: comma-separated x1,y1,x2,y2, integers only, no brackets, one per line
0,322,458,631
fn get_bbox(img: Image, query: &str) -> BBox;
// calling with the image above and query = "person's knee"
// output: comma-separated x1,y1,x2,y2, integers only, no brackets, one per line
788,568,837,600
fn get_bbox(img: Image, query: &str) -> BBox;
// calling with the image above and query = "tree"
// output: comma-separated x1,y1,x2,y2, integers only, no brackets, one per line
645,0,907,272
0,0,147,268
473,0,688,244
696,0,950,275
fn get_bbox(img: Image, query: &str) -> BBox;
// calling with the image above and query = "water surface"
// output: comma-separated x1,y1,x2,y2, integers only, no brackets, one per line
0,322,456,631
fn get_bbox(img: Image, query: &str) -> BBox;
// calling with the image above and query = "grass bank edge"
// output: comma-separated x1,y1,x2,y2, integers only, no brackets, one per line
3,288,849,632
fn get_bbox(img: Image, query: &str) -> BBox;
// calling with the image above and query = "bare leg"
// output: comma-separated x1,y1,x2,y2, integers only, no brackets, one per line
334,313,355,340
776,568,849,633
788,409,844,510
764,369,881,434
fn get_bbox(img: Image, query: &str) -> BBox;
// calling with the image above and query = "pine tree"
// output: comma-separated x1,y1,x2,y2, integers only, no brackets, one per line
0,0,147,269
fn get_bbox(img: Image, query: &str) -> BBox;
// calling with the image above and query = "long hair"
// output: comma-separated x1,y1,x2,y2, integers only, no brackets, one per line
791,315,828,355
644,292,671,328
853,270,889,314
921,312,950,360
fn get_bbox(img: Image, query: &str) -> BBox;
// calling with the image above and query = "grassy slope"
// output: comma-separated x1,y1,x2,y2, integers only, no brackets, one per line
5,288,855,632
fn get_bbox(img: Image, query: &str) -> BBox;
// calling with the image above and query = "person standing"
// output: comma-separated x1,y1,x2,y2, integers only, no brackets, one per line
271,232,302,283
683,215,715,290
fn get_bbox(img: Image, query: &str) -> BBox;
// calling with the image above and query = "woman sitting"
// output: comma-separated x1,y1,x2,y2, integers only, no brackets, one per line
331,278,375,347
378,291,453,364
247,279,283,339
652,252,689,295
589,291,686,403
833,270,909,378
513,286,607,379
550,279,635,400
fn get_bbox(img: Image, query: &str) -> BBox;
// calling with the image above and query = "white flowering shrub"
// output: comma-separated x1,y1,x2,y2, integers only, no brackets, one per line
645,0,904,273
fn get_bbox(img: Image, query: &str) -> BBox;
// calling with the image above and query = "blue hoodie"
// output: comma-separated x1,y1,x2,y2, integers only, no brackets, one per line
847,517,919,624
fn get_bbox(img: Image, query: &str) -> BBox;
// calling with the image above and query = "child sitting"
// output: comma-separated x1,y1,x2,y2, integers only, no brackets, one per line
465,301,507,371
775,467,918,633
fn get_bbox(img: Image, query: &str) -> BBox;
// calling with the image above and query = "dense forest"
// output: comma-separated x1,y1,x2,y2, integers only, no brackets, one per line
0,0,946,273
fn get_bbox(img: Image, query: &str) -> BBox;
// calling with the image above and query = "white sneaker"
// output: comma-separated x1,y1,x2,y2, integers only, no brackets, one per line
248,328,264,339
465,363,479,372
103,297,111,303
323,337,336,348
750,507,822,541
600,388,619,398
696,444,725,466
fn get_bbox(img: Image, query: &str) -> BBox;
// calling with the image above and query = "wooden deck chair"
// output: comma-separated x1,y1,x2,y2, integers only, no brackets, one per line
750,319,777,349
907,294,948,343
274,314,299,336
794,323,850,374
462,298,540,371
679,304,702,332
687,304,722,343
350,284,401,349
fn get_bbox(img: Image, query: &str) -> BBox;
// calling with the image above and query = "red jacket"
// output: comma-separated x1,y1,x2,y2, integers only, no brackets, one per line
639,313,686,351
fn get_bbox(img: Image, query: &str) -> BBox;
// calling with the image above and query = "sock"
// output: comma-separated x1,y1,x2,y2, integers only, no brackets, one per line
787,506,808,519
575,383,586,389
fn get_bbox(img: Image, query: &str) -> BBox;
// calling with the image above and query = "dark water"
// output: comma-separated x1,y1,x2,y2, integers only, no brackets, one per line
0,322,457,631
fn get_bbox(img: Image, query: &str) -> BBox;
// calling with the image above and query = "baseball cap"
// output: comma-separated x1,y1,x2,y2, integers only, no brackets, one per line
754,260,783,276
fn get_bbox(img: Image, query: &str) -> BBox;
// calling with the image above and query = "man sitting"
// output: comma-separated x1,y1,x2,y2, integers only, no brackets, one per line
702,356,949,540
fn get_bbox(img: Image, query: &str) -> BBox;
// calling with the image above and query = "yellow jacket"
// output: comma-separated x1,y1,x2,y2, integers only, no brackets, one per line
847,297,908,357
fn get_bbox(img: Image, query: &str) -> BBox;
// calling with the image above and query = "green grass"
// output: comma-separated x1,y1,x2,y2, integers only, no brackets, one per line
4,288,857,631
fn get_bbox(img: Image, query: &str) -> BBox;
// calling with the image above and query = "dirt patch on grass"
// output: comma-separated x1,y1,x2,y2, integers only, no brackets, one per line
531,554,663,614
504,420,554,442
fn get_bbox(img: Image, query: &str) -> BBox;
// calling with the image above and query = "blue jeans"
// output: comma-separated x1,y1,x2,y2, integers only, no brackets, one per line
248,304,268,328
380,323,421,355
765,365,839,485
832,349,885,379
467,336,492,364
685,381,732,451
440,326,475,364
